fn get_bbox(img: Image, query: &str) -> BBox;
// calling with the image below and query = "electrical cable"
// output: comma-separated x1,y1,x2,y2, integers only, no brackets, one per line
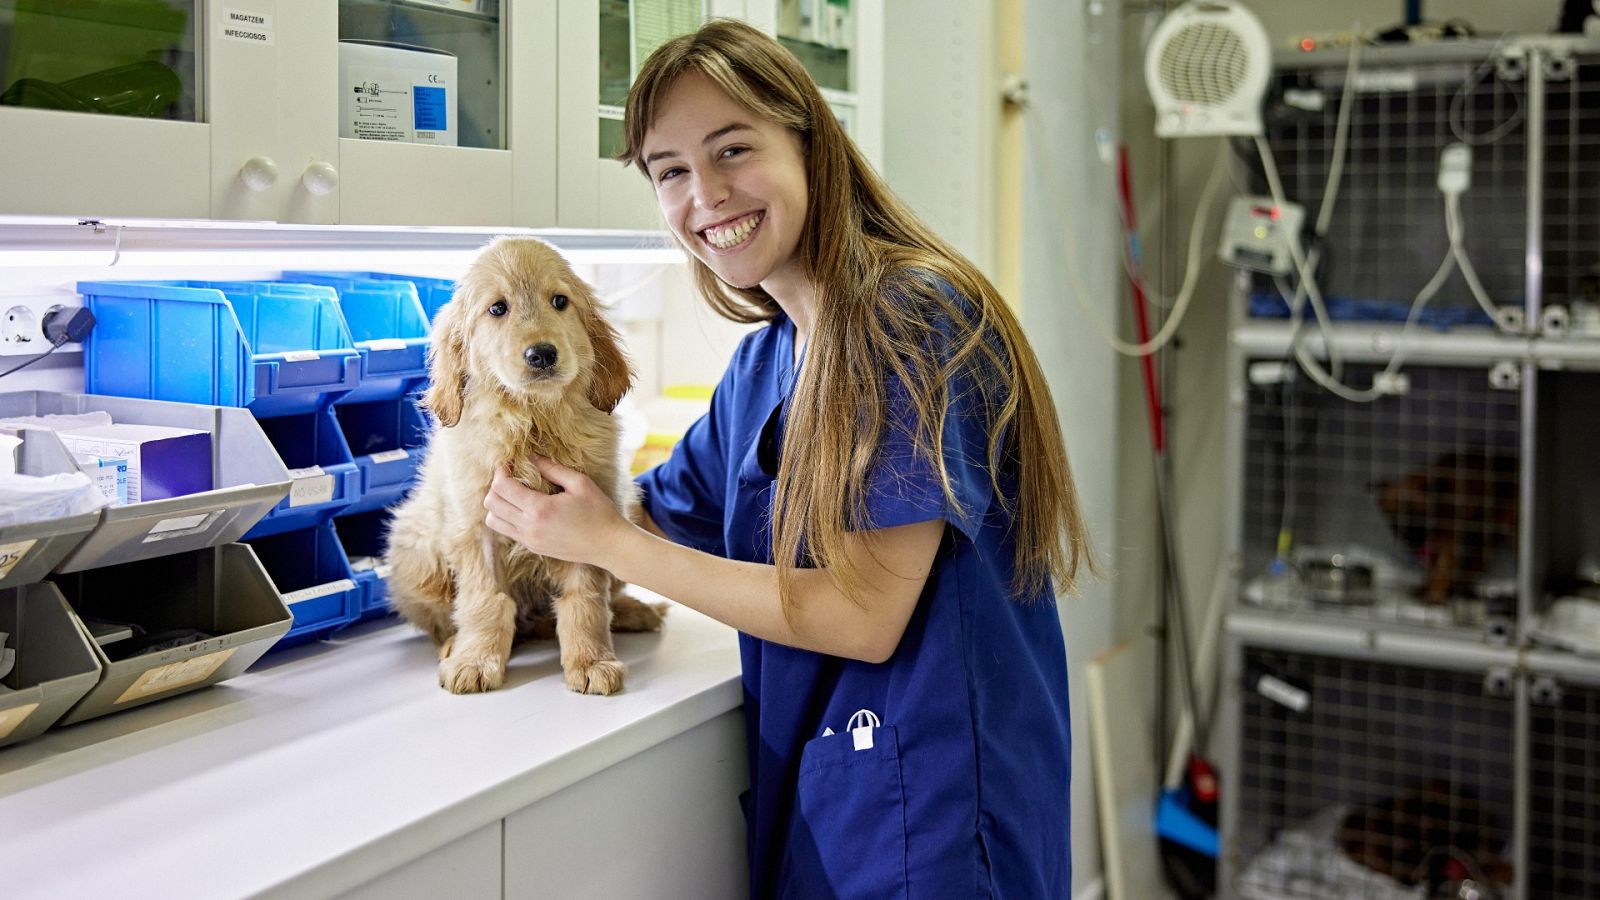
1448,34,1524,146
0,336,69,379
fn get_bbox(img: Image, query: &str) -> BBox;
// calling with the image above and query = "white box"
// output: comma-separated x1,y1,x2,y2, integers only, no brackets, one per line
56,424,211,506
340,40,459,146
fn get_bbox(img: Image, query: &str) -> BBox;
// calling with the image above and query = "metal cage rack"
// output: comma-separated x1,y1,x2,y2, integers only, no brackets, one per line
1219,36,1600,900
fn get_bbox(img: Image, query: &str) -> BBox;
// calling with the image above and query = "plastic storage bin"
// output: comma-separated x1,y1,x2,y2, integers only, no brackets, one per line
334,508,398,620
49,543,292,725
78,279,362,417
0,392,289,573
272,274,431,404
244,406,361,538
335,393,428,516
246,522,361,648
286,270,456,324
0,582,103,747
0,427,101,590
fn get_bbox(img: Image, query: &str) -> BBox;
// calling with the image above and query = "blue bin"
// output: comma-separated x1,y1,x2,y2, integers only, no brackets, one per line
285,270,456,324
247,522,360,648
245,406,362,538
275,274,431,403
335,393,428,516
79,280,361,417
333,508,400,620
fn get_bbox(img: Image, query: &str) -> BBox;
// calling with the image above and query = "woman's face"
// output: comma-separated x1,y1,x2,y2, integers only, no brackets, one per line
641,72,809,299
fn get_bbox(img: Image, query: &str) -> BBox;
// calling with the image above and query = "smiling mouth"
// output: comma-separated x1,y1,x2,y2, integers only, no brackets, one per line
700,211,763,251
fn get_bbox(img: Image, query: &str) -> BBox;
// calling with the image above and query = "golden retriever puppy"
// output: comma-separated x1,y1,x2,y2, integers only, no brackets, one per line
384,236,663,695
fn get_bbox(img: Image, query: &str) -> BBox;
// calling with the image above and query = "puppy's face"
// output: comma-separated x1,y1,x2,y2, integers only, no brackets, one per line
426,237,632,424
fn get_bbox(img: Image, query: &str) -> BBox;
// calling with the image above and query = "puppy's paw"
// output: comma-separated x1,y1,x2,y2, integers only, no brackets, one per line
439,650,507,694
564,657,627,695
438,634,455,662
610,593,668,633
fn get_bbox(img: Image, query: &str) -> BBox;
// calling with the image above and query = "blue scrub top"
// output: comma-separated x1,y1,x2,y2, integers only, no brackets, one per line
636,292,1071,899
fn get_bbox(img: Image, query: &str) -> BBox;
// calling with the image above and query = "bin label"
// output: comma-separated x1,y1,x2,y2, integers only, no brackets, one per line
0,539,37,579
0,702,40,741
365,339,408,352
283,578,356,606
283,350,321,362
287,468,336,508
142,510,223,543
115,648,238,705
370,449,410,464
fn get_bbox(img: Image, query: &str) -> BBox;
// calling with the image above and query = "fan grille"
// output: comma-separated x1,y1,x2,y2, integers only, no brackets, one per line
1158,21,1250,106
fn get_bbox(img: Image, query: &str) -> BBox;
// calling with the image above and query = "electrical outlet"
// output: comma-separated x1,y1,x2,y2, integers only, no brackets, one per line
0,296,86,358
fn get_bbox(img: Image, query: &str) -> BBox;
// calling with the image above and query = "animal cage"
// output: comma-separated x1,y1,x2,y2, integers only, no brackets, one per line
1526,663,1600,900
1224,639,1516,900
1238,357,1521,640
1244,40,1531,326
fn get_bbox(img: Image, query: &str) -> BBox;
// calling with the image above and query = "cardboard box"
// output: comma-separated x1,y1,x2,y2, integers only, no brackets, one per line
340,40,458,146
56,424,211,505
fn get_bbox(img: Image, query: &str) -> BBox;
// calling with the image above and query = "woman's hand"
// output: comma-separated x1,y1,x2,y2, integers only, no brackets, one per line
483,458,632,569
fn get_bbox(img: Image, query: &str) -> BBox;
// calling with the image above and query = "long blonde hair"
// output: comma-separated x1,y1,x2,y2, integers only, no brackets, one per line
620,19,1093,614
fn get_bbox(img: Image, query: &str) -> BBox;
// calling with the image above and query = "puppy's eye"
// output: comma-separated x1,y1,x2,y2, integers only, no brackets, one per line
550,294,569,311
488,299,508,317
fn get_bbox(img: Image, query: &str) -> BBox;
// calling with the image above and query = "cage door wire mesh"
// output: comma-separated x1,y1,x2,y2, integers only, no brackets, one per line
1247,45,1528,325
1234,647,1515,899
1528,673,1600,899
1241,360,1521,635
1542,50,1600,321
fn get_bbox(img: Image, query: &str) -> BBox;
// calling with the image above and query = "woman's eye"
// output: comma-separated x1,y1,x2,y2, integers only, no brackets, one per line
656,167,684,184
720,145,748,160
488,300,508,317
550,294,569,311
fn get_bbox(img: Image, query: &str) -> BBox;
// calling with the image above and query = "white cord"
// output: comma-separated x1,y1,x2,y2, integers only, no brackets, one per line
1028,115,1229,358
1448,35,1524,146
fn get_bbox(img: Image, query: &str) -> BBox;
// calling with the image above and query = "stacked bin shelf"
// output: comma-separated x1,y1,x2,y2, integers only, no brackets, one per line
78,272,449,644
0,392,293,744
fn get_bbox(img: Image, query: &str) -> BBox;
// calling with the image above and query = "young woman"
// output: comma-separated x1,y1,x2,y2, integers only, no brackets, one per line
484,18,1094,898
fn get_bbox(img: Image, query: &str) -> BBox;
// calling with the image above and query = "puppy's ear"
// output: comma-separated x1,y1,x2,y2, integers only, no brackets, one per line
580,286,634,413
423,294,469,427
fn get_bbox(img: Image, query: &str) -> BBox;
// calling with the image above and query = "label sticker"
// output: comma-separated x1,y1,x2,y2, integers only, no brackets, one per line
0,702,40,741
115,648,238,704
288,470,335,508
142,510,223,543
370,449,410,464
375,563,393,579
365,338,408,352
1352,71,1417,93
219,9,275,45
283,578,356,606
0,538,38,579
282,350,320,362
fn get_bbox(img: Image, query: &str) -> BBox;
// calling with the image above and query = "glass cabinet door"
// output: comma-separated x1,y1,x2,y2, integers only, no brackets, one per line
1,0,200,122
0,0,209,217
335,0,549,226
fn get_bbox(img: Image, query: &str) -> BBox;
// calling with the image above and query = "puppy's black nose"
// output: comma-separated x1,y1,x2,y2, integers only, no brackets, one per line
524,342,559,370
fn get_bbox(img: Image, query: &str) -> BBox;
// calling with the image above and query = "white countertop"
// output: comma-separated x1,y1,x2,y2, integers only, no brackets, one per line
0,599,743,900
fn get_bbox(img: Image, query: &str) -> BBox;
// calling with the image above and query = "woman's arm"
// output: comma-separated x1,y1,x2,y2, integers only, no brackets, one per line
486,460,941,663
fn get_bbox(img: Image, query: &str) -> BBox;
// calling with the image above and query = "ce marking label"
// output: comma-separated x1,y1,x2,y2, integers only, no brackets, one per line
428,74,445,84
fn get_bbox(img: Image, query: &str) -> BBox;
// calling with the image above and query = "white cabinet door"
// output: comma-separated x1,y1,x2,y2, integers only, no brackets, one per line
0,1,210,218
338,822,504,900
208,0,341,224
503,709,749,899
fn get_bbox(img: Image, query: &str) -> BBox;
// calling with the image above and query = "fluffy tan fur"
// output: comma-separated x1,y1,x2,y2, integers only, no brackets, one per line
384,236,663,695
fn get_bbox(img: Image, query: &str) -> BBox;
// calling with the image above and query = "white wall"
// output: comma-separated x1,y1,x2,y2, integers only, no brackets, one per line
1021,2,1124,896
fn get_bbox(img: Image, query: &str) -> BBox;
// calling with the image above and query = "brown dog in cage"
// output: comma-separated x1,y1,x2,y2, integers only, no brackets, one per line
384,237,665,695
1375,450,1518,606
1338,779,1513,889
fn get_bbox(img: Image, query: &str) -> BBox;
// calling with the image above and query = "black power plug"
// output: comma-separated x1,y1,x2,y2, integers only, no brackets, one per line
42,306,95,345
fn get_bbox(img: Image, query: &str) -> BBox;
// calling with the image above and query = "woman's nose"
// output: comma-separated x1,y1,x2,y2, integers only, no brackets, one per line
691,171,729,211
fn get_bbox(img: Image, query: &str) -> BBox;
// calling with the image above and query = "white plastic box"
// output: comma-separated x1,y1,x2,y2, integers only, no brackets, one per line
339,40,459,146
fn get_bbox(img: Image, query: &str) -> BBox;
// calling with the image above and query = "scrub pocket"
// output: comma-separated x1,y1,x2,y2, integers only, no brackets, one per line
778,725,908,900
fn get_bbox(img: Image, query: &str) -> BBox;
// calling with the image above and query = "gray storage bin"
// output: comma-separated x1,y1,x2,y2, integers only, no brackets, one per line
50,543,292,725
0,392,290,572
0,582,103,747
0,428,101,590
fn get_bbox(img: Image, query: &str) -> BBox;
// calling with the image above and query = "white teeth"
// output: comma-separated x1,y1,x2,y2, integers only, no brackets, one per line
705,214,760,249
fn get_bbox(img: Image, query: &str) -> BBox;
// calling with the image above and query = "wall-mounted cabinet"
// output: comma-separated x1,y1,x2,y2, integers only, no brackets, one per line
0,1,881,230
